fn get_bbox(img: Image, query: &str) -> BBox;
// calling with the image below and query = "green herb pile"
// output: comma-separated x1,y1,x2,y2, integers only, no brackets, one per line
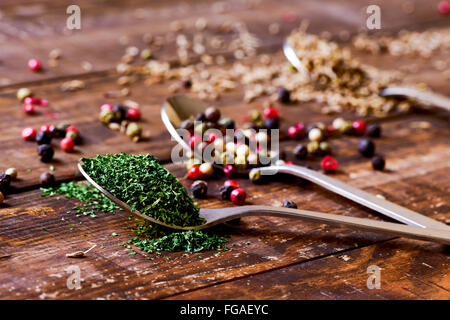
81,153,204,227
41,181,119,217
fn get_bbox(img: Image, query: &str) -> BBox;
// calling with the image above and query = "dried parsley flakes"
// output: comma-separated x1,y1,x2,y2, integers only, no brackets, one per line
81,153,204,227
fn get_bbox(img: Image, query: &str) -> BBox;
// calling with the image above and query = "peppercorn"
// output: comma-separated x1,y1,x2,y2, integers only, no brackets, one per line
249,110,261,122
288,125,303,140
332,118,346,131
0,173,11,192
277,88,290,103
319,141,332,155
187,166,201,180
5,168,17,180
358,138,375,157
218,117,235,129
195,113,207,121
100,109,114,125
367,123,381,138
127,108,141,121
321,155,338,172
230,188,246,205
263,107,279,119
224,180,240,189
22,127,37,141
28,58,41,71
249,168,262,183
179,119,194,131
112,105,126,122
0,191,4,204
371,155,385,171
39,172,55,187
205,107,221,122
224,164,236,177
36,131,52,145
126,123,142,138
307,141,320,154
190,180,208,198
23,102,37,114
352,120,367,136
293,144,308,159
17,88,33,101
140,48,152,60
37,144,54,163
339,121,353,134
282,200,298,209
199,162,214,177
65,130,78,142
308,128,323,141
264,118,279,130
194,122,206,135
60,137,75,152
219,185,234,200
55,123,70,137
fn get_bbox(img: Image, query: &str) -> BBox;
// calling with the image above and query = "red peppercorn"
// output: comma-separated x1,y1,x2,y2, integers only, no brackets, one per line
24,97,41,105
190,134,201,149
28,58,41,71
127,108,141,121
352,120,367,136
60,137,75,152
187,166,201,180
288,125,303,140
223,164,236,178
66,125,78,134
22,127,37,141
285,161,293,165
23,103,37,114
40,99,49,107
438,1,449,14
100,104,113,112
224,179,239,189
321,155,338,173
263,107,279,119
207,131,218,144
40,124,52,133
230,188,246,205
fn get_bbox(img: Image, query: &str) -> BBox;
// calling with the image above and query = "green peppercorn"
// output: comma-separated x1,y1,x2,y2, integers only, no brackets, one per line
319,141,332,155
112,105,126,122
339,121,353,134
40,172,55,187
126,123,142,138
0,173,11,193
140,48,152,60
55,123,70,138
65,130,78,142
282,200,297,209
100,109,115,125
17,88,32,101
249,168,262,183
249,110,261,122
37,144,54,163
307,141,320,154
205,106,221,122
190,180,208,198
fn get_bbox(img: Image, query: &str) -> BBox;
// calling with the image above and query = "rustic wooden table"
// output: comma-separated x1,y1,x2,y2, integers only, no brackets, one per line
0,0,449,300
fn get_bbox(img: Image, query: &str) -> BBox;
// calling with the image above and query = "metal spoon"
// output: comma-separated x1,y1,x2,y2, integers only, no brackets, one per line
161,95,450,231
77,162,450,245
283,42,450,112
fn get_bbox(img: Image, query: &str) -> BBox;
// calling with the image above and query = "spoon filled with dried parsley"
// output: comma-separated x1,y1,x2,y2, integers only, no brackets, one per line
78,154,450,244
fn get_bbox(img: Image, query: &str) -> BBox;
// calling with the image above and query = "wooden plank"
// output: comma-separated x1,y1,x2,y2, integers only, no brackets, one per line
167,238,450,300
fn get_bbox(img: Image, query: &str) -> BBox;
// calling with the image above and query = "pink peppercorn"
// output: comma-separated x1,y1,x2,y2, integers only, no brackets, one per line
321,155,338,173
288,125,303,140
223,164,236,178
100,104,113,112
60,137,75,152
190,134,201,149
40,124,52,133
263,107,279,119
230,188,246,205
186,166,201,180
127,108,141,121
28,58,41,71
22,127,37,141
66,125,79,134
23,103,37,114
352,120,367,136
438,1,449,14
224,180,240,189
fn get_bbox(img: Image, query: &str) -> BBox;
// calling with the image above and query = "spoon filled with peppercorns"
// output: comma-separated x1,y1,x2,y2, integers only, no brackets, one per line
161,95,450,233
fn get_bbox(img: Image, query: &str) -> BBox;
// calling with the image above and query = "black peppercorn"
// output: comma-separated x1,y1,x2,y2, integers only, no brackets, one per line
195,113,206,122
277,87,290,103
264,118,279,130
358,138,375,157
371,155,385,171
179,119,194,131
40,172,55,187
0,173,11,193
191,180,208,198
367,123,381,138
36,131,52,145
218,117,235,129
37,144,54,163
282,200,298,209
219,185,234,201
205,107,221,123
112,104,126,122
293,144,308,159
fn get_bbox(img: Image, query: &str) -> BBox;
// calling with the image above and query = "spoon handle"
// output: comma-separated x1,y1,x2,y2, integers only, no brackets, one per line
380,87,450,112
258,165,450,230
203,206,450,245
